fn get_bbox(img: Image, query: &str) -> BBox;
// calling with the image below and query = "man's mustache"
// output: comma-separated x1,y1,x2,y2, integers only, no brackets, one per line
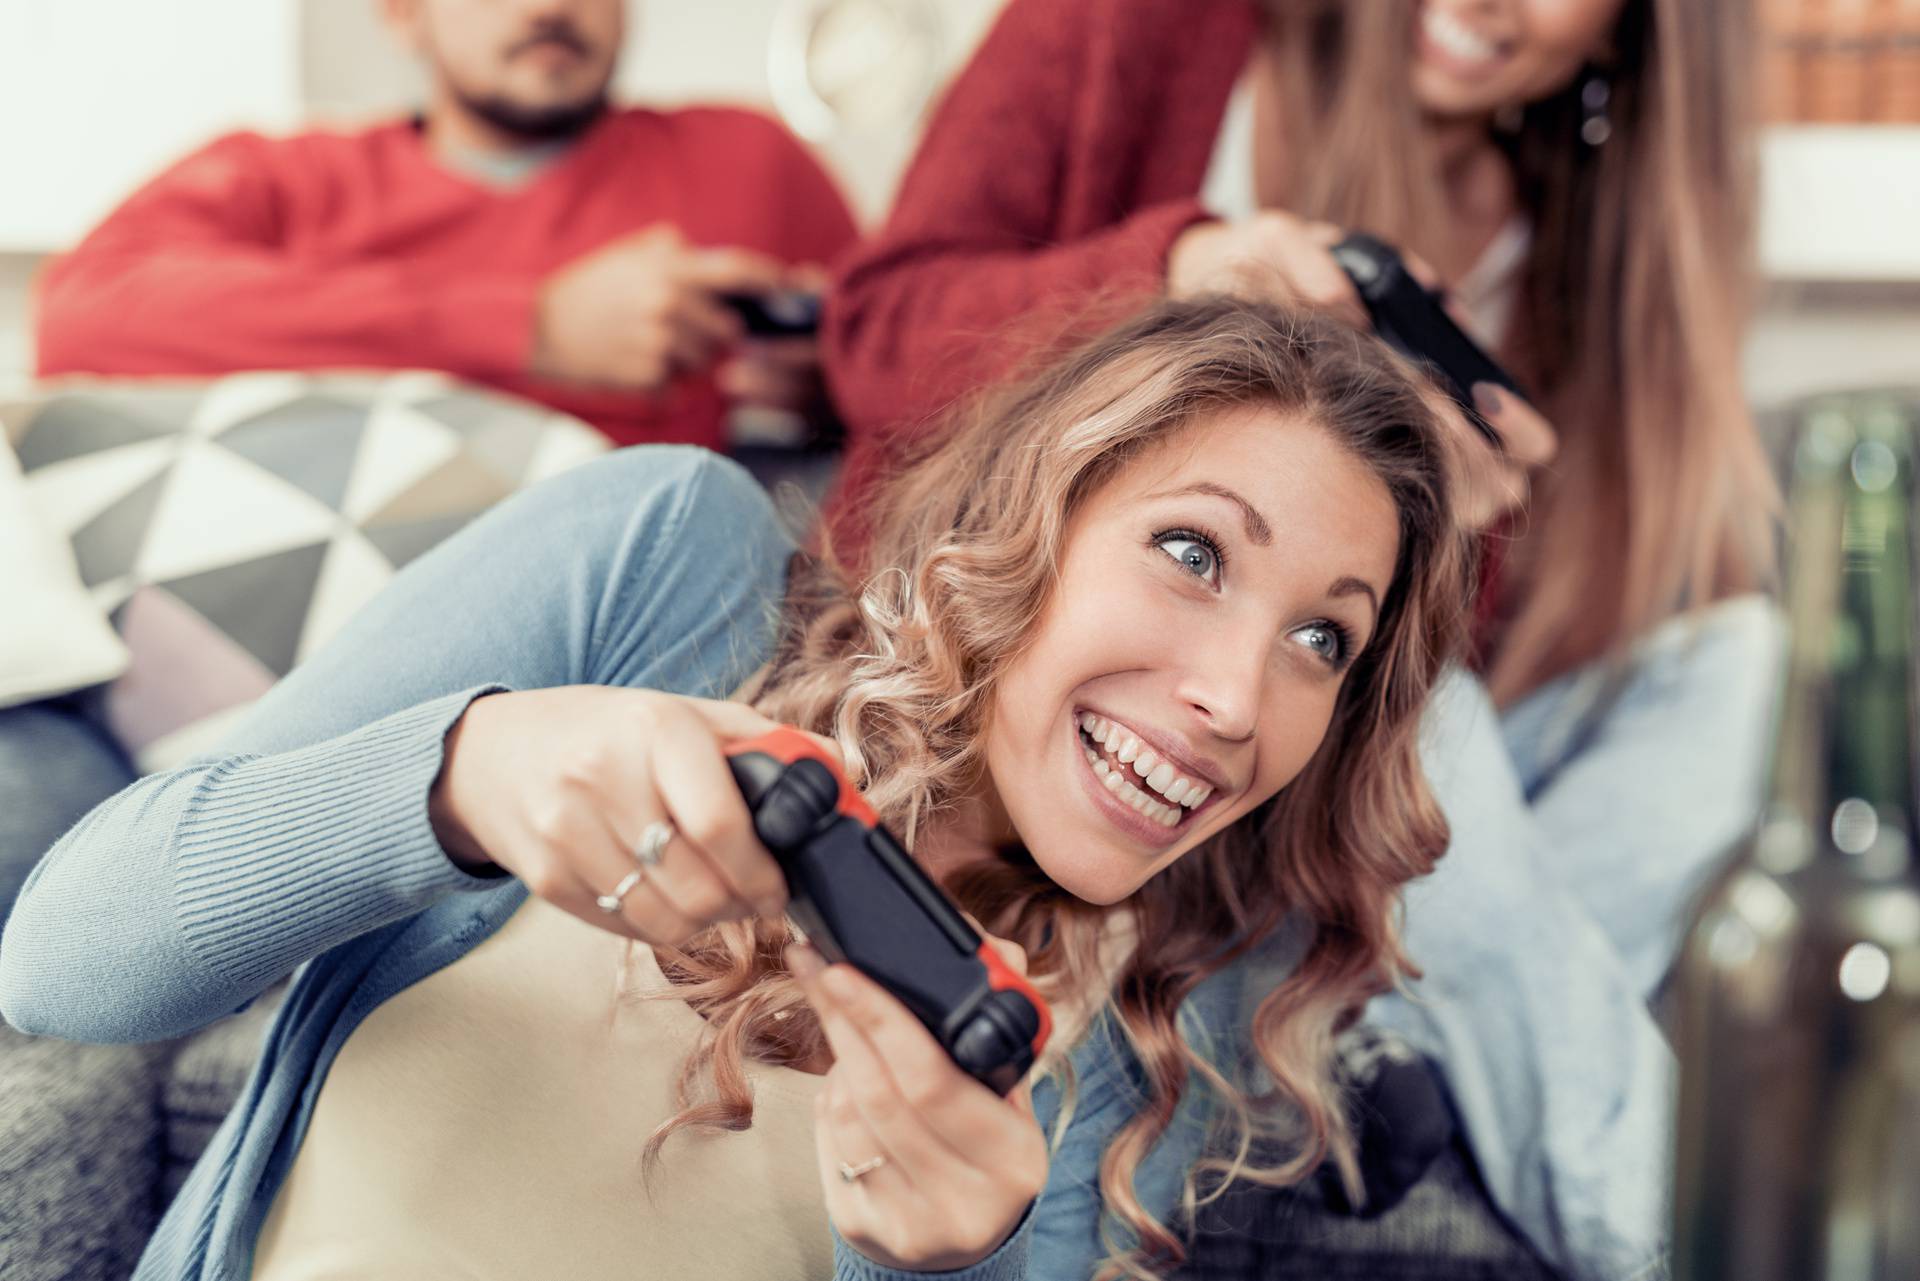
508,21,593,59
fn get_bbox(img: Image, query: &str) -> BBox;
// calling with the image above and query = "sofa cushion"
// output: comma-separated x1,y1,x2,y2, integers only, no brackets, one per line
2,372,608,772
0,1024,170,1281
0,434,129,711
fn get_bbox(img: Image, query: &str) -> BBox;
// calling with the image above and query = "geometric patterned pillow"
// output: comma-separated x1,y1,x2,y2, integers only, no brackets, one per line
2,371,608,771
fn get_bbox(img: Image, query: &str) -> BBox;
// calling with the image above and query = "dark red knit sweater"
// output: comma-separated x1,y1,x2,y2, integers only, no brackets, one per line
821,0,1260,523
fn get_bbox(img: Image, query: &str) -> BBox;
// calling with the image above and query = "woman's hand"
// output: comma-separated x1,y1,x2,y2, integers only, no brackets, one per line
792,939,1050,1272
430,686,839,946
1168,210,1558,530
1168,209,1371,329
1437,383,1559,531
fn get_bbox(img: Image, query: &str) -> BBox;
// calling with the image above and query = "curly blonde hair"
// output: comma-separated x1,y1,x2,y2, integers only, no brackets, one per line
636,298,1473,1277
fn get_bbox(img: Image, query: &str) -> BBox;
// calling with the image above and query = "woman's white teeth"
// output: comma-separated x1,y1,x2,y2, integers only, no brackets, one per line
1076,712,1214,817
1085,749,1177,823
1424,7,1498,63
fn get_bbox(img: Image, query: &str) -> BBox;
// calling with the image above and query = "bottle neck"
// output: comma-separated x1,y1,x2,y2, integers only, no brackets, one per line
1768,400,1918,873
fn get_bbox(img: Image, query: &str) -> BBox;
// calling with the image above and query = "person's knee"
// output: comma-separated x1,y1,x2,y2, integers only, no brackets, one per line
541,448,793,691
514,444,721,523
520,446,778,545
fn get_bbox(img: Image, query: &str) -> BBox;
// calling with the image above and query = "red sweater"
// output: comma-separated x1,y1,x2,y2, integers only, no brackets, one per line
37,107,858,451
822,0,1257,514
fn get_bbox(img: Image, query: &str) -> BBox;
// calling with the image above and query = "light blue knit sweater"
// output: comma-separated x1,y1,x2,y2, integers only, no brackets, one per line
0,449,1221,1280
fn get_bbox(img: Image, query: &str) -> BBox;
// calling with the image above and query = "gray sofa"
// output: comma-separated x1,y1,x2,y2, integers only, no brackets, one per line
0,999,276,1280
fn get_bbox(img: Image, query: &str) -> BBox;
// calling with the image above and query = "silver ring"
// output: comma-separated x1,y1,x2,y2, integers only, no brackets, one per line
838,1155,887,1183
595,868,645,914
635,819,674,868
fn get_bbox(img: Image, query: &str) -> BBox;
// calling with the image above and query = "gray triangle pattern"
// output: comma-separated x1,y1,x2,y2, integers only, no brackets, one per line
412,393,527,438
15,397,177,470
409,394,546,485
71,469,173,588
220,400,368,512
462,423,546,485
158,541,332,677
361,513,476,569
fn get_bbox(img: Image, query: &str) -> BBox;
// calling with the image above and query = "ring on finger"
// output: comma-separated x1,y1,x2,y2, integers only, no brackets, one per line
635,819,674,868
595,868,646,914
838,1155,887,1183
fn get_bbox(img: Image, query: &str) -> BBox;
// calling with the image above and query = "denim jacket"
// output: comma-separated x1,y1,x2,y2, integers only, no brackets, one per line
1357,600,1784,1281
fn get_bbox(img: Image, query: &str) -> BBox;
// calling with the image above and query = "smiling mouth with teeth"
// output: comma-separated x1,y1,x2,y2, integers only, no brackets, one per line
1421,6,1503,65
1075,712,1215,830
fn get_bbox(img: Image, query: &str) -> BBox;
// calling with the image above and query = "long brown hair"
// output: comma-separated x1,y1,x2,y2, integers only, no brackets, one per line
633,299,1474,1276
1263,0,1776,701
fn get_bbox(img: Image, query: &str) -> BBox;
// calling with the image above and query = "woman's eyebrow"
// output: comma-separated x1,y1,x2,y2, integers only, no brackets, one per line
1152,481,1273,546
1329,576,1381,624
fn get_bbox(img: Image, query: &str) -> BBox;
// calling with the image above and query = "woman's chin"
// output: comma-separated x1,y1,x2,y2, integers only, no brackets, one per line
1023,846,1144,906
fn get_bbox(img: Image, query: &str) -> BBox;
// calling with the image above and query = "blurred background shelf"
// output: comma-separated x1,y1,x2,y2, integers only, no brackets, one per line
1760,126,1920,283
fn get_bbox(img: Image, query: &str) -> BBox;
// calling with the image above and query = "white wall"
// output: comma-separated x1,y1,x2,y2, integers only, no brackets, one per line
0,0,302,253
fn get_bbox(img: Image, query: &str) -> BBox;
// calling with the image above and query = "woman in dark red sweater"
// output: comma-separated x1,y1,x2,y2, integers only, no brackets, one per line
824,3,1781,1278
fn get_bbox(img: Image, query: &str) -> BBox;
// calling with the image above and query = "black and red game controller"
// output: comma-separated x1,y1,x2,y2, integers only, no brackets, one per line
724,729,1051,1095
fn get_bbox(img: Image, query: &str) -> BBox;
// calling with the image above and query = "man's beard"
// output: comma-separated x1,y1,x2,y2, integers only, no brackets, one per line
453,85,610,143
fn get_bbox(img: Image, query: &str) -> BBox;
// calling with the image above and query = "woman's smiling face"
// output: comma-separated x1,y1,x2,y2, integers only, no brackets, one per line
1410,0,1627,120
979,405,1402,904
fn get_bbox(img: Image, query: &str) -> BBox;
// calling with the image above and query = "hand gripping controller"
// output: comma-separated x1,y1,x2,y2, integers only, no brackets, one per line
724,729,1052,1095
1330,231,1528,452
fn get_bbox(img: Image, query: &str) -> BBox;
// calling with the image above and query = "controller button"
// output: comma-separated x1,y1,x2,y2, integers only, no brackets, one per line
952,1015,1022,1076
754,760,841,851
952,991,1042,1076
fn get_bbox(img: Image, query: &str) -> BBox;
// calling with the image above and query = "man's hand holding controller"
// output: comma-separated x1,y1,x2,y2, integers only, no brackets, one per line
529,225,825,416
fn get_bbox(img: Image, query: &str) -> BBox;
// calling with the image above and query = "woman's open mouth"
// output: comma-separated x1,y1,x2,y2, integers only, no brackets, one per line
1074,711,1217,834
1416,6,1511,79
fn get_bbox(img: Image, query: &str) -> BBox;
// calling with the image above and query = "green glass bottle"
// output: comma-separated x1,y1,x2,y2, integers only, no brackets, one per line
1672,395,1920,1281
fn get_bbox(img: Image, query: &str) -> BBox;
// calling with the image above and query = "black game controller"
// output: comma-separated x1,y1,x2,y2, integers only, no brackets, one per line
1330,232,1525,451
718,289,822,338
725,728,1051,1095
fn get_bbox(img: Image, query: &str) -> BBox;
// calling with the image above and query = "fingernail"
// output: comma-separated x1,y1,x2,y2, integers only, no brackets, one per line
1472,383,1503,418
785,942,825,980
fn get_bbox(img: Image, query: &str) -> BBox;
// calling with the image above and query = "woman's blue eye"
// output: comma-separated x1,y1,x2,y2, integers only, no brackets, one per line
1293,623,1348,666
1156,535,1220,584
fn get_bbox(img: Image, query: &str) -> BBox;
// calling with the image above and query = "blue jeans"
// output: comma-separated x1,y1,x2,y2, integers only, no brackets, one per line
0,691,132,922
1361,598,1785,1281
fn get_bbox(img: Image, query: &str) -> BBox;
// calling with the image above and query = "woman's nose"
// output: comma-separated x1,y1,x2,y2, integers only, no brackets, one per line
1173,633,1266,743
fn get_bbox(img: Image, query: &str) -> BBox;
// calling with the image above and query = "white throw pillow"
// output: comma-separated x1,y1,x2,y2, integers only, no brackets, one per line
0,437,130,708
